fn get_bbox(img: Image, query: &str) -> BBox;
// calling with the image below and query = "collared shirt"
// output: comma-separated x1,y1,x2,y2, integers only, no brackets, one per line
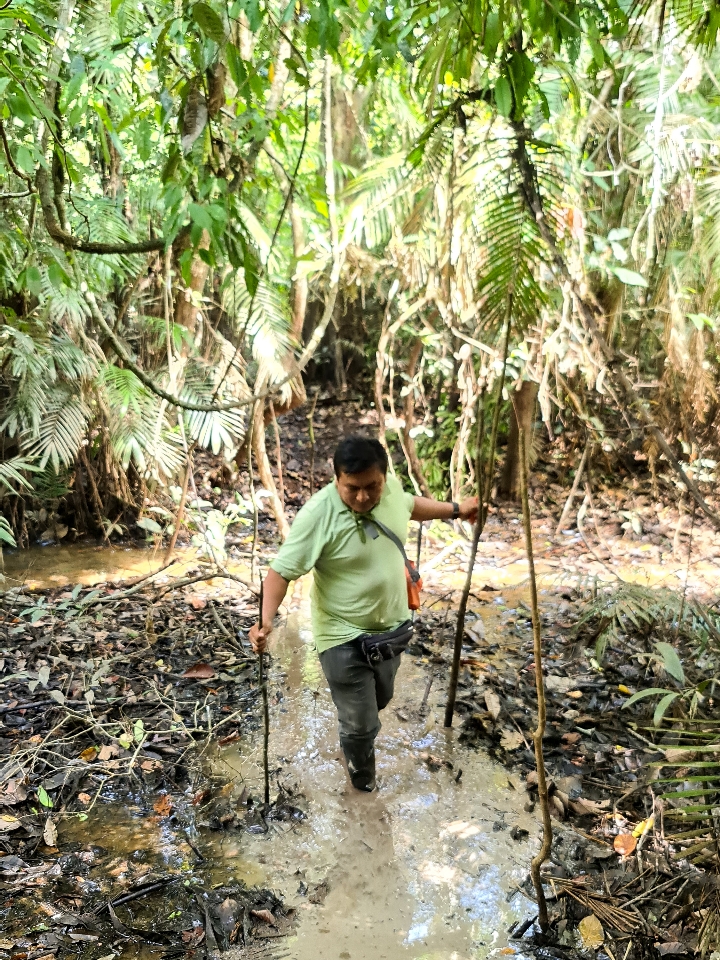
270,476,415,653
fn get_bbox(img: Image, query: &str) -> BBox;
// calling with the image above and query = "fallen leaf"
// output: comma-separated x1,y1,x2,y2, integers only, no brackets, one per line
567,690,583,699
193,789,212,806
77,793,91,805
183,663,215,679
569,797,611,816
218,730,241,746
43,818,57,847
188,596,207,610
153,794,173,817
578,913,604,949
485,690,501,721
500,729,525,751
632,816,654,839
80,747,98,763
182,927,205,946
98,745,118,762
614,833,637,856
545,675,575,694
618,684,632,695
655,943,688,956
562,732,581,745
108,860,128,877
1,780,27,805
250,908,276,926
0,815,21,832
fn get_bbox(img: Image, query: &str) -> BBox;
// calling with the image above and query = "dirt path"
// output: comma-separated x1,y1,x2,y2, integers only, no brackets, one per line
212,606,536,959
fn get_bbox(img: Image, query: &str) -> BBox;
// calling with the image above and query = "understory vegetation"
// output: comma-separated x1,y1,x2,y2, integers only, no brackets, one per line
2,0,720,547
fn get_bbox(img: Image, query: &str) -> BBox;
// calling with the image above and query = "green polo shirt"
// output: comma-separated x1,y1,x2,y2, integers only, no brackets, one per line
270,476,415,653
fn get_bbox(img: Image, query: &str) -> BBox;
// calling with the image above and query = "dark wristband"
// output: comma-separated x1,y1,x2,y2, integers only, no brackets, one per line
450,501,460,520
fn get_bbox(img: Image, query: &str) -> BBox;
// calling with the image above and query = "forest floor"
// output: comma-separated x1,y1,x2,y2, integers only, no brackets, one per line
2,399,720,959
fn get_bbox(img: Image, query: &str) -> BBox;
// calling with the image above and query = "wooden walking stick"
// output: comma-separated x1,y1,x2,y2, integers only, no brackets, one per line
257,574,270,805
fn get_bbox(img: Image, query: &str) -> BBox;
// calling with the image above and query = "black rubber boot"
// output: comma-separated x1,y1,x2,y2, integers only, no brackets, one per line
341,737,376,792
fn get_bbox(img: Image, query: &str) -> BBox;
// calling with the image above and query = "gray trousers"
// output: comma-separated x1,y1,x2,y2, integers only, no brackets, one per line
319,640,401,787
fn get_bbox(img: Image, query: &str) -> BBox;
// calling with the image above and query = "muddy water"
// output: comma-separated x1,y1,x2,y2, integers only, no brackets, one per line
210,609,536,960
59,586,538,960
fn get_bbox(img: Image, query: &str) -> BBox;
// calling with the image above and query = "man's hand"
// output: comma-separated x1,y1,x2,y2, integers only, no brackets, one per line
458,496,479,523
249,622,273,653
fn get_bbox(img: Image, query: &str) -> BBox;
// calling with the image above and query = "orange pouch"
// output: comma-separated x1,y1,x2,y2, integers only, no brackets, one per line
405,562,423,611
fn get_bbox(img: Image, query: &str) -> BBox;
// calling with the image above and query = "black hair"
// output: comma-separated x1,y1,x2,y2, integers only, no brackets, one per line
333,435,388,477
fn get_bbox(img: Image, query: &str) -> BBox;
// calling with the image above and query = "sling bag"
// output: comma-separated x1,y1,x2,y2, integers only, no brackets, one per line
362,516,423,610
351,517,422,664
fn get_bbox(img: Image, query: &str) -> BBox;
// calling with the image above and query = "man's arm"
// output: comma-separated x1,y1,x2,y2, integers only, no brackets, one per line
248,567,289,653
411,496,478,523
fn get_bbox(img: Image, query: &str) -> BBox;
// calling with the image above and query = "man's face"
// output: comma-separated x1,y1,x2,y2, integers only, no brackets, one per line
335,465,386,514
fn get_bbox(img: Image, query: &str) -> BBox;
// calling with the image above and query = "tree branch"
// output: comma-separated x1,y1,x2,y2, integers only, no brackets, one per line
86,281,338,413
0,119,34,189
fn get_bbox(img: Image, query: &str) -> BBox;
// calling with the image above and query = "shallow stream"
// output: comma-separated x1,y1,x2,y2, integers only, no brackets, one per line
4,543,544,960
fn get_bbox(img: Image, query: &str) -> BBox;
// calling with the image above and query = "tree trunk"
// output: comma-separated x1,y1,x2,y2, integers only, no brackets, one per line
402,338,432,497
251,400,290,540
499,380,538,501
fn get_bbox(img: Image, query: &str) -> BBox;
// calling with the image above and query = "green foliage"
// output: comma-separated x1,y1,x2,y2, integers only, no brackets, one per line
576,582,720,664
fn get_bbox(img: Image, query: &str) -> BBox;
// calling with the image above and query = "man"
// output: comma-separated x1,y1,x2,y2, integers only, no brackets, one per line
249,435,477,792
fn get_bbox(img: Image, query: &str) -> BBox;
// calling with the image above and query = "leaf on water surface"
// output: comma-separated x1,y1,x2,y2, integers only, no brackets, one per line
183,663,215,679
578,913,604,949
614,833,637,856
153,794,173,817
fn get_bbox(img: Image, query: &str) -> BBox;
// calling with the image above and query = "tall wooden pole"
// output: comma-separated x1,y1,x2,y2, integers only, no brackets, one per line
444,307,511,728
518,424,552,930
258,574,270,805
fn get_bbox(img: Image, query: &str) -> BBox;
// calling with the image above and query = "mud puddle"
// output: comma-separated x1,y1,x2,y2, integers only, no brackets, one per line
59,598,537,960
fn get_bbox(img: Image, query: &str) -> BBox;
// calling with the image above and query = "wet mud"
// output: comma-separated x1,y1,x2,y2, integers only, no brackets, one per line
56,602,537,959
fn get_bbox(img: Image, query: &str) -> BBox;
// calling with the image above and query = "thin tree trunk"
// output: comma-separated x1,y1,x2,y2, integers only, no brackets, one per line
252,398,290,541
164,453,193,564
554,442,590,537
403,338,432,497
499,380,538,500
444,393,485,728
518,425,552,932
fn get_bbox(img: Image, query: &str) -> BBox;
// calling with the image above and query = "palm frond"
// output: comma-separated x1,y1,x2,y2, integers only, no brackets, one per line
220,274,293,391
99,365,184,478
181,365,248,457
20,387,90,473
0,457,38,494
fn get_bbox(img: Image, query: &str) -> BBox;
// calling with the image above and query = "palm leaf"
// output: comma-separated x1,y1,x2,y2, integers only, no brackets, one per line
20,387,90,472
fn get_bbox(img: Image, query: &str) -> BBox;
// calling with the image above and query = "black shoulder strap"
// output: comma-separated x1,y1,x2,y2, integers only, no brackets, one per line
362,517,421,583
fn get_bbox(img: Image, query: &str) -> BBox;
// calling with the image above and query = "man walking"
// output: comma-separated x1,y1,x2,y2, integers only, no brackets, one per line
249,435,477,792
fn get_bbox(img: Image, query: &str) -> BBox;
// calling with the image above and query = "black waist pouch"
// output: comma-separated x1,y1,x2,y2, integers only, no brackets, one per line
356,620,413,664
